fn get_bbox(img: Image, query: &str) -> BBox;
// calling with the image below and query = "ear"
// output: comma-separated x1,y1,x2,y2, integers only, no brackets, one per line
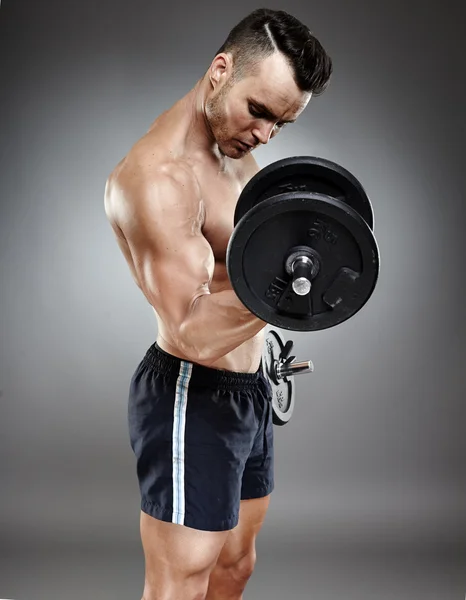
209,53,233,89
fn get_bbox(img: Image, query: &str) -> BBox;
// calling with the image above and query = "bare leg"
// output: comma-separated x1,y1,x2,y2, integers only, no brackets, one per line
205,495,271,600
140,510,231,600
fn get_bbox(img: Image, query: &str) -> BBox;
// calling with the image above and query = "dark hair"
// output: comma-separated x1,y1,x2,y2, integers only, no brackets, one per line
215,9,332,95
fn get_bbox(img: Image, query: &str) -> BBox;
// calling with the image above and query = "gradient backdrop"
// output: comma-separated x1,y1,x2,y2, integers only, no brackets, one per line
1,0,465,599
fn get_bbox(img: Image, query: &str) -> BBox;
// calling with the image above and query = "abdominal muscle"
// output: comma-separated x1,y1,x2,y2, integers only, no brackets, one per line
156,261,265,373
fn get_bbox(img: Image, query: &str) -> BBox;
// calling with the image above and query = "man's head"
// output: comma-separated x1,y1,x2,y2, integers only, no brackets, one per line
204,9,333,158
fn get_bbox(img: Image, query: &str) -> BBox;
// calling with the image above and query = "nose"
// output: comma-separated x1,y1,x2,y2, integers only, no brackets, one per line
252,122,276,145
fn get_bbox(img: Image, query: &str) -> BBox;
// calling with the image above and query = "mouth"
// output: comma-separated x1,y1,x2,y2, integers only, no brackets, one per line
237,140,252,151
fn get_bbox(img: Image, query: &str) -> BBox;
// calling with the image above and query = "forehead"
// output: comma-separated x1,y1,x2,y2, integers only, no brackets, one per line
237,52,311,117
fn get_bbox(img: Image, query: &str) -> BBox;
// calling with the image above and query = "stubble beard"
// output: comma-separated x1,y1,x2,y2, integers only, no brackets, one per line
205,82,237,158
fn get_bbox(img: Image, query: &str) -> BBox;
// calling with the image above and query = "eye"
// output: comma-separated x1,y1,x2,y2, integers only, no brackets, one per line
248,104,262,118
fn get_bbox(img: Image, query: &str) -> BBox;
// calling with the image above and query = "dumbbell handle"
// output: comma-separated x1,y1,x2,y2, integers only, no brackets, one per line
277,359,314,379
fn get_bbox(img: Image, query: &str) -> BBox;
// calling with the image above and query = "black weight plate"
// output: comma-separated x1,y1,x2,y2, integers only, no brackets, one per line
262,329,295,426
234,156,374,230
227,192,380,332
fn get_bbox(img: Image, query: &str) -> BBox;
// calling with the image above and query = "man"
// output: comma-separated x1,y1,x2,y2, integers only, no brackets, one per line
104,8,332,600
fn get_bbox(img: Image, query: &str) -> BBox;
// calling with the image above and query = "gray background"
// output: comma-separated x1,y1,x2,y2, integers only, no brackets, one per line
1,0,465,598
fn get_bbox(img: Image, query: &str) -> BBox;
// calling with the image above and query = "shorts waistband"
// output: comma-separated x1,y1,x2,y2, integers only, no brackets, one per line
142,343,263,391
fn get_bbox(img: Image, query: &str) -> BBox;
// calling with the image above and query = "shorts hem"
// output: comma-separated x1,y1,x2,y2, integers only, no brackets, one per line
141,498,239,532
241,481,274,500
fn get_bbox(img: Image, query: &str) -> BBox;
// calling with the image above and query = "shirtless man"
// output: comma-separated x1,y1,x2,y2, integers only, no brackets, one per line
104,9,332,600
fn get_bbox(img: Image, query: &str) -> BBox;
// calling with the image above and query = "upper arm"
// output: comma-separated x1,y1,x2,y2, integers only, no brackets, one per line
114,162,215,337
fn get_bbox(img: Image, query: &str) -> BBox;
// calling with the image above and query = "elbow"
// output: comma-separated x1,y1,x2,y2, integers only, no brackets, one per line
176,337,201,364
176,329,214,365
177,322,220,366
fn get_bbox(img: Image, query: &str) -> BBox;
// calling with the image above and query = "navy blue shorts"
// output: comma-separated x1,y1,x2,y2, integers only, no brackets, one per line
128,343,274,532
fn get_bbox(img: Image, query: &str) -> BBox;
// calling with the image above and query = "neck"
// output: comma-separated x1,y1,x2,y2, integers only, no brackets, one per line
183,75,225,163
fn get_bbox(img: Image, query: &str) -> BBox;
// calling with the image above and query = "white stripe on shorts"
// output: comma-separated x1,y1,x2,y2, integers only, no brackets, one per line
172,360,192,525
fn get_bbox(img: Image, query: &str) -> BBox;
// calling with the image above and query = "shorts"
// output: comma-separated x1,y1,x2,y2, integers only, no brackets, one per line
128,342,274,532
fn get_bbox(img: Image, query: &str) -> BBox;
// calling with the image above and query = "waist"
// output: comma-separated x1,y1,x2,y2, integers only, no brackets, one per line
142,343,265,391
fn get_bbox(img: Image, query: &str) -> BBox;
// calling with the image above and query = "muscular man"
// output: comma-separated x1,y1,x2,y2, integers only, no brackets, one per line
105,9,332,600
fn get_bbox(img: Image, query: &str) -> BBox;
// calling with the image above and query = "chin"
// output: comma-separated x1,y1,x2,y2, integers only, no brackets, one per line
217,141,242,159
228,149,245,160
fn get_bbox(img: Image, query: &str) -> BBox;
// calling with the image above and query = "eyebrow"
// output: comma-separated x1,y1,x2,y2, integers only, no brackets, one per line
249,99,297,124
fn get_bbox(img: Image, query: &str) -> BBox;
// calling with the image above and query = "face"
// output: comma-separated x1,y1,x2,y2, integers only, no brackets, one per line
205,52,311,158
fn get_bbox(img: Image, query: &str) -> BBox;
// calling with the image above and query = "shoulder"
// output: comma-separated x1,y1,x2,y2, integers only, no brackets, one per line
118,137,200,195
106,145,201,226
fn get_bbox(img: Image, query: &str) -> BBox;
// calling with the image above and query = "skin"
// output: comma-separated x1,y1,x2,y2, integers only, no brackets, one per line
105,50,311,600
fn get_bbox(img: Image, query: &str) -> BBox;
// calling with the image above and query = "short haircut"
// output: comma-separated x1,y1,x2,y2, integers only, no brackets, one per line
215,9,333,95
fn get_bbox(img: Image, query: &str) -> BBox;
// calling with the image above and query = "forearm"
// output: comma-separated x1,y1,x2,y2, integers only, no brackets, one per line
178,290,266,364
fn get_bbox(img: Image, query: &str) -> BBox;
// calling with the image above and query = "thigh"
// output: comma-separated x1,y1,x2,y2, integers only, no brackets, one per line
140,511,230,589
215,495,272,567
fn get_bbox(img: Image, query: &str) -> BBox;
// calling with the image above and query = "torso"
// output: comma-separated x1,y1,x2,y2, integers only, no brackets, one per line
105,95,263,371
